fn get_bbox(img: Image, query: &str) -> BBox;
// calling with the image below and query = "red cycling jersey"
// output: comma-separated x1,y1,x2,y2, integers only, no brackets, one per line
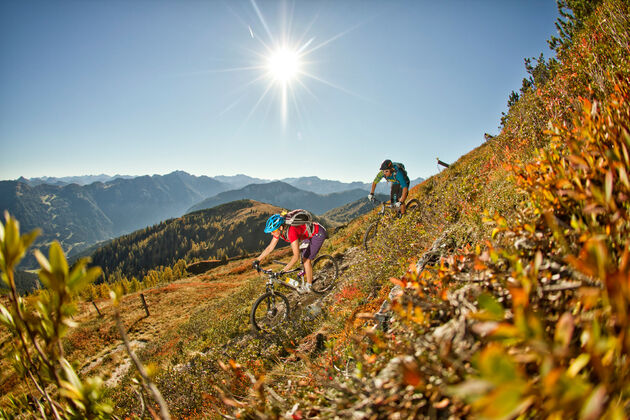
274,224,320,243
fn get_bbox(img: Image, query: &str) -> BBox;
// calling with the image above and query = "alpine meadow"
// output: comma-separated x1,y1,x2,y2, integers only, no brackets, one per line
2,0,630,418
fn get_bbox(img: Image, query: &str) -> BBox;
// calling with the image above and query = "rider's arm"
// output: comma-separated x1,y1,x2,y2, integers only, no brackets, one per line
373,171,385,186
400,186,409,203
395,171,409,201
370,182,377,195
256,235,280,263
283,240,300,272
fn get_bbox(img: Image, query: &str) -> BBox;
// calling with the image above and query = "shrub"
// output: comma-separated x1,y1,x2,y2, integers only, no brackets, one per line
0,212,112,418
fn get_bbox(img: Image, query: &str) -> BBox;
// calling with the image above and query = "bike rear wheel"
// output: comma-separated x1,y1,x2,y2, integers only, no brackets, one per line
363,221,379,252
311,254,339,293
250,292,290,333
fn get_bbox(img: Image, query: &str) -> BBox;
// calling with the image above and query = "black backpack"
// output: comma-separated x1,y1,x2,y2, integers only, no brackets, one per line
393,162,410,186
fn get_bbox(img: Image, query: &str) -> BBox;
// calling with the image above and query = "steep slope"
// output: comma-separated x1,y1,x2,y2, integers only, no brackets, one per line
0,181,115,257
96,2,628,419
186,181,367,214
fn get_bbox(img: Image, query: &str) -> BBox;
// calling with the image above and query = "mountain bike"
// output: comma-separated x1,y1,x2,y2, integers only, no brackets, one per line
250,254,339,332
363,197,419,252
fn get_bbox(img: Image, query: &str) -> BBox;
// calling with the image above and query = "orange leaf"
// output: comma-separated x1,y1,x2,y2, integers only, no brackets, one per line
473,257,487,271
509,287,529,308
401,360,423,388
390,277,406,287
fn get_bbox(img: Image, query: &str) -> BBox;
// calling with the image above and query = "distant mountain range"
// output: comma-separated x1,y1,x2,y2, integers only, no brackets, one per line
322,193,389,224
12,173,425,194
216,174,425,195
0,171,227,267
186,181,368,214
1,170,424,269
17,174,136,187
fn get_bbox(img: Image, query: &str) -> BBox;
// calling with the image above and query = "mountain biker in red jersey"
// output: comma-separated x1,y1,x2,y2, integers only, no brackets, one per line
368,159,410,214
252,214,327,293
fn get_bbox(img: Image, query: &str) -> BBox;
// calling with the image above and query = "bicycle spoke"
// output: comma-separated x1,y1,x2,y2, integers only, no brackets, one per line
363,222,379,252
251,292,290,332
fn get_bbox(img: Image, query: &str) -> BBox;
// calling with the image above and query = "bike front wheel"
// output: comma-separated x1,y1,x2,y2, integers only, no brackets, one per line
250,292,290,333
311,254,339,293
363,221,379,252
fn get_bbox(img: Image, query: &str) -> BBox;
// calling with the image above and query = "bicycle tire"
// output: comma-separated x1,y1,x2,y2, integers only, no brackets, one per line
250,291,290,333
363,221,379,252
406,198,419,213
311,254,339,293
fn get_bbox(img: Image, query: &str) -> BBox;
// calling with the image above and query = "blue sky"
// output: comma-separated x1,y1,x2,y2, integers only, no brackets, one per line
0,0,559,183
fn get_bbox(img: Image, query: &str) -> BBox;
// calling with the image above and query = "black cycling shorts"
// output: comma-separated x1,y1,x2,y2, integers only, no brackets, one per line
390,184,403,204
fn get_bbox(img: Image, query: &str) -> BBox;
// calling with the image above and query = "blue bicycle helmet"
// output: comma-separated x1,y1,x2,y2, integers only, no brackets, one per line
264,214,285,233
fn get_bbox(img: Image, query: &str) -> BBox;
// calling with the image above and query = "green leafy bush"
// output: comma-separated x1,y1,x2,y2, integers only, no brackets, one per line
0,212,111,418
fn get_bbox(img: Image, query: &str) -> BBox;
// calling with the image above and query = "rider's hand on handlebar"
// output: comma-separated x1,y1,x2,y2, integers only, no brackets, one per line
368,193,375,202
393,201,402,208
252,260,260,271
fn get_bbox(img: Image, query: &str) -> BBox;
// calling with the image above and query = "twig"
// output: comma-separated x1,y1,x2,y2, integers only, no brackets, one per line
92,301,102,317
542,281,583,292
265,385,286,403
8,270,63,420
134,386,146,419
140,294,150,317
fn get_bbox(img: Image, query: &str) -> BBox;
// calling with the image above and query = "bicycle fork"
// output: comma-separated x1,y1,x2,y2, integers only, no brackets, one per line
266,293,278,317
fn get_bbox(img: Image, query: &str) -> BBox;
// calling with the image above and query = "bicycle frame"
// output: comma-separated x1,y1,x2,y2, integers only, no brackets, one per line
370,198,403,219
259,266,303,294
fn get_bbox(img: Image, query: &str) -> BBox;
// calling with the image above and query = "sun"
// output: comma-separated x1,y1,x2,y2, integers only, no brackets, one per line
213,1,360,128
266,47,301,83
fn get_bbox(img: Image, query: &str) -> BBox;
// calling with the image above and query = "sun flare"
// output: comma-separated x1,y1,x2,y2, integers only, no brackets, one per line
214,1,359,128
266,47,301,83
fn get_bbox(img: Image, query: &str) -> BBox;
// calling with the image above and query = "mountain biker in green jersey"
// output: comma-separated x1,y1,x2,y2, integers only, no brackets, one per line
252,214,327,293
368,159,410,214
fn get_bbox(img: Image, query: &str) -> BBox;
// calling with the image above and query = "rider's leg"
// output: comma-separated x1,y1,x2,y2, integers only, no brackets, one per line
303,258,313,285
391,184,405,215
301,225,328,287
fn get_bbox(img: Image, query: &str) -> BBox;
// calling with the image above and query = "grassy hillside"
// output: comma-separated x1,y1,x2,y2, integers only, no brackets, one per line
1,1,629,418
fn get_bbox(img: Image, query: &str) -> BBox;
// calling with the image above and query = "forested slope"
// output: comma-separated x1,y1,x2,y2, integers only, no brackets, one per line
89,200,284,280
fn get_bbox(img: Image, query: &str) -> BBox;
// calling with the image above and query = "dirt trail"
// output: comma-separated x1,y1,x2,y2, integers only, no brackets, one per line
73,277,243,386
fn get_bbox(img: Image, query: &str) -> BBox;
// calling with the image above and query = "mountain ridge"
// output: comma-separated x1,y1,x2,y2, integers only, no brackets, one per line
10,172,425,194
1,171,424,269
186,181,369,215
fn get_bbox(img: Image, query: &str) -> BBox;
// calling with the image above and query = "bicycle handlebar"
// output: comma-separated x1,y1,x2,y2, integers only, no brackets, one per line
255,266,281,277
369,197,394,206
